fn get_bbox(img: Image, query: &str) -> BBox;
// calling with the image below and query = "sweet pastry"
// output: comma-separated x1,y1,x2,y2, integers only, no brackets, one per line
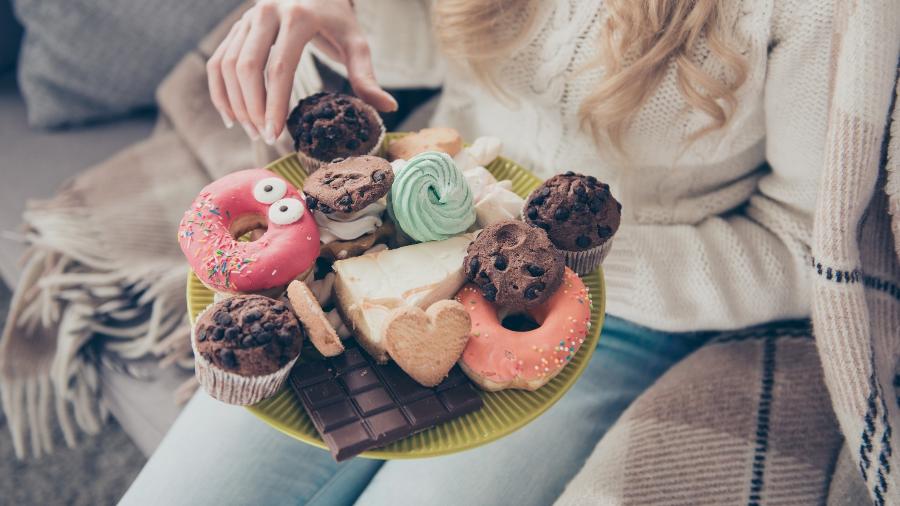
333,234,473,362
304,156,394,215
386,127,463,161
383,300,471,387
457,268,591,391
523,172,621,275
463,220,564,310
178,168,320,294
304,156,395,259
287,280,344,357
318,219,397,262
297,272,353,338
192,295,303,404
388,151,476,242
453,136,501,173
446,136,524,227
289,342,483,461
464,166,525,227
286,92,385,172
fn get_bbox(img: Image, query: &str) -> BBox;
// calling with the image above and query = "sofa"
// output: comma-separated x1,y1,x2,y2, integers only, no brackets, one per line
0,2,194,456
0,0,438,457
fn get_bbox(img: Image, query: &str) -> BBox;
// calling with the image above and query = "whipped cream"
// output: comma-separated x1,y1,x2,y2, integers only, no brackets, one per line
474,183,524,226
463,166,524,228
314,201,385,243
454,136,502,171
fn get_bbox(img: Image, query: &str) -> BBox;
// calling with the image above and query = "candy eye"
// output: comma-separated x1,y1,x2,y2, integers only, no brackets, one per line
253,177,287,204
268,198,304,225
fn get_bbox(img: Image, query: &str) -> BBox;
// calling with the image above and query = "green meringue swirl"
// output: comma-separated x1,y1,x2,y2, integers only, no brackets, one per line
389,151,476,242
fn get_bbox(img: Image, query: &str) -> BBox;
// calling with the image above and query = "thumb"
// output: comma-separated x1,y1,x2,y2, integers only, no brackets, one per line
343,37,398,113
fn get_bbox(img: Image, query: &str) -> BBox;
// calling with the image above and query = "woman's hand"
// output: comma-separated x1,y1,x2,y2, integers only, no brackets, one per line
207,0,397,144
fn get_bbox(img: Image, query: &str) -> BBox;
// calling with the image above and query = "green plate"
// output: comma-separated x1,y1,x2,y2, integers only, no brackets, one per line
186,133,606,459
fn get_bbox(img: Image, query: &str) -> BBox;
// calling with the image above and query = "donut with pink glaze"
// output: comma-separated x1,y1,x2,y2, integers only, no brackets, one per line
178,168,320,293
456,268,592,391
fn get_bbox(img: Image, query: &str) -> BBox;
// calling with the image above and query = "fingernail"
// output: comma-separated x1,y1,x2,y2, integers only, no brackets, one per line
262,121,276,146
241,122,260,141
220,112,234,129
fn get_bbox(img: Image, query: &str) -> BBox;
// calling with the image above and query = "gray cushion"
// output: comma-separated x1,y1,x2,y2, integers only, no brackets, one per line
0,72,156,287
13,0,242,127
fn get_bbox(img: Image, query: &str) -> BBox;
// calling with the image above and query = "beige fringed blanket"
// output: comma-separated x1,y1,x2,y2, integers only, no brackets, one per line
0,4,285,458
2,2,900,505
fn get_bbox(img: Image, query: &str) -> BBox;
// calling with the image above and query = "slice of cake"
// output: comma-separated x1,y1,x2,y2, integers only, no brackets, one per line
333,234,474,362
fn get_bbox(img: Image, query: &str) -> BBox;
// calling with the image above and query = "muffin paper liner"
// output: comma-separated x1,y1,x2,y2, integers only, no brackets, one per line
191,303,299,406
562,239,614,276
295,119,386,174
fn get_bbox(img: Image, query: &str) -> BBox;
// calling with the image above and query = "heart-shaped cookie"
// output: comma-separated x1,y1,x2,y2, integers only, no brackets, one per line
384,300,472,387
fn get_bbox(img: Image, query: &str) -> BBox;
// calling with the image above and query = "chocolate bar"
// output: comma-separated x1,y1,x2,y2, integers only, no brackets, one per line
289,343,483,461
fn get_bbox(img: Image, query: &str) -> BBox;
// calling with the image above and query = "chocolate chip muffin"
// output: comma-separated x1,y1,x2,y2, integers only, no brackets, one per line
192,295,304,405
523,172,621,274
463,220,564,310
303,156,394,214
287,92,385,172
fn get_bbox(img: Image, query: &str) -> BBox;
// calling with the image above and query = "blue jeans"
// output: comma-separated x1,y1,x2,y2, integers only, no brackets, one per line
119,317,708,506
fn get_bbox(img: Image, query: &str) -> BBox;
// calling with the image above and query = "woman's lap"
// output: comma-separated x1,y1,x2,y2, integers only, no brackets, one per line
118,393,382,506
120,316,706,506
355,317,708,506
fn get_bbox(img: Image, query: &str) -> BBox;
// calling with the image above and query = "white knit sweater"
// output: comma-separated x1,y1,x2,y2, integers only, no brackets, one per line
310,0,835,332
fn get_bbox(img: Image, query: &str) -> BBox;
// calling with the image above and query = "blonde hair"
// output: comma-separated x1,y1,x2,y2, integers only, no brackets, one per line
434,0,748,150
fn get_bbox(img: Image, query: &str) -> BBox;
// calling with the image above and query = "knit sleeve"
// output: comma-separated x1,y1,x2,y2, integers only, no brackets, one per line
602,0,834,332
309,0,444,89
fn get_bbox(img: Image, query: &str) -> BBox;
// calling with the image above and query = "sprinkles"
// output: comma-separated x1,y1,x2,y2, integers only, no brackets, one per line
458,268,592,388
178,193,261,290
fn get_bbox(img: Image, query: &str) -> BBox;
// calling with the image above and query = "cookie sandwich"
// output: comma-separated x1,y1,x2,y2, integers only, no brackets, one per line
303,156,396,261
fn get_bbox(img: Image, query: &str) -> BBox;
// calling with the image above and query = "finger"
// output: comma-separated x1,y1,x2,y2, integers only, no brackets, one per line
341,35,397,112
236,4,280,137
221,20,259,140
264,16,317,143
311,33,343,62
207,23,241,127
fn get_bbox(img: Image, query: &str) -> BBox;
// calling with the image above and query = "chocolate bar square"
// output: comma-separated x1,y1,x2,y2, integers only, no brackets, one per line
340,366,380,394
302,380,344,408
331,347,366,373
403,396,448,430
289,343,483,461
366,408,409,440
353,387,394,416
378,362,431,403
313,400,357,432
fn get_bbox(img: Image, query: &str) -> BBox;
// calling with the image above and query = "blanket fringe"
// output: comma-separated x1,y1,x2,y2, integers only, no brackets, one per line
1,237,191,458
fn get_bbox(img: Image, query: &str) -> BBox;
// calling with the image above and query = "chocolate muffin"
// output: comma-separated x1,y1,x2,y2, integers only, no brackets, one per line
523,172,621,274
195,295,302,374
192,295,304,405
286,92,385,172
463,220,565,310
304,156,394,214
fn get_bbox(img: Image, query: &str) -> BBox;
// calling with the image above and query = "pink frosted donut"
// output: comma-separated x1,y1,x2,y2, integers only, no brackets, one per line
178,168,320,293
456,268,592,391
